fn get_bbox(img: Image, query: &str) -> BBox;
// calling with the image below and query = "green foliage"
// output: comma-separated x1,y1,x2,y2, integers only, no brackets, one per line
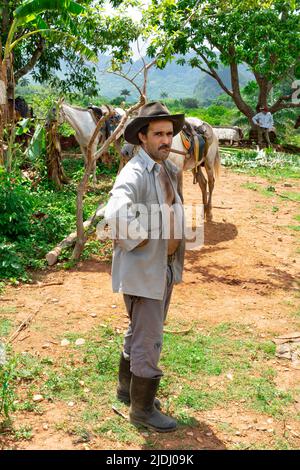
179,97,200,109
0,243,26,280
0,171,33,239
2,1,140,96
0,155,114,282
145,0,299,119
0,351,17,423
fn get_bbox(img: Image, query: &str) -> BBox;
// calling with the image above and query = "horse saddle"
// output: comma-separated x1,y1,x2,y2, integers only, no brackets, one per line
180,121,206,169
88,105,112,139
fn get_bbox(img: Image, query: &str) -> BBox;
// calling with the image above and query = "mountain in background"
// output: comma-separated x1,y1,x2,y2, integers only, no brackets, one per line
95,55,253,104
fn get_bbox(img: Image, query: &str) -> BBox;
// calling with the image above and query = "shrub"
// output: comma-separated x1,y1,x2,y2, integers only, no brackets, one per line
0,171,33,240
0,242,26,280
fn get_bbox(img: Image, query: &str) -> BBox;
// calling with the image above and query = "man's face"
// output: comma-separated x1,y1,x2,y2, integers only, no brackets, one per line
138,120,174,162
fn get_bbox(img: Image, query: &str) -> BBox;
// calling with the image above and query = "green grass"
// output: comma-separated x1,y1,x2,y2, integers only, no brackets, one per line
280,192,300,203
0,318,13,337
241,182,259,192
221,149,300,182
1,322,299,449
238,166,300,181
12,425,33,441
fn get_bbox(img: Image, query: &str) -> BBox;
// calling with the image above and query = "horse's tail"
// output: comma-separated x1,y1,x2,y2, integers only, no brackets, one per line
214,146,221,180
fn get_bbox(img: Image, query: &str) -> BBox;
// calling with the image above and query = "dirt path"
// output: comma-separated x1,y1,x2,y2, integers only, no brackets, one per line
1,167,299,450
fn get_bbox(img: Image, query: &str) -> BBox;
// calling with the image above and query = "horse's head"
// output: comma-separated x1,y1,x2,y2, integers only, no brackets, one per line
47,100,65,125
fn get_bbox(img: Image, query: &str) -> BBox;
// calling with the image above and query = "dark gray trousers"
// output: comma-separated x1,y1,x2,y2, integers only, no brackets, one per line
122,264,174,378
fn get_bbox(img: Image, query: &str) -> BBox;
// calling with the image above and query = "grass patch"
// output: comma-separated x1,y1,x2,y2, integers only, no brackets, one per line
2,322,298,448
280,192,300,203
0,318,13,337
287,225,300,232
12,425,33,441
94,416,144,445
241,182,259,192
221,149,300,182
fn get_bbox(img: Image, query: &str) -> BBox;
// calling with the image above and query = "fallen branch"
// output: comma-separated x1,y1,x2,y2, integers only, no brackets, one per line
6,309,40,344
18,334,31,342
46,202,107,266
28,281,64,288
112,406,128,420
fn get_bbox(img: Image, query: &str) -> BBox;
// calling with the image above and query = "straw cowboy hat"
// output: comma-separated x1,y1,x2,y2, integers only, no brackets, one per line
124,101,185,145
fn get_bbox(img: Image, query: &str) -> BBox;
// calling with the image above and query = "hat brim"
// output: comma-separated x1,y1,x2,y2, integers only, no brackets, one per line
124,114,185,145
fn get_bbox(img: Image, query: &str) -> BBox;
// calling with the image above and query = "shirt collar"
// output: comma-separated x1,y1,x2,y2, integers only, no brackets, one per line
138,147,158,173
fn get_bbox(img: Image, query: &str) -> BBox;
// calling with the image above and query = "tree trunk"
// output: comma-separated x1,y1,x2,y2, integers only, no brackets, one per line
72,108,114,260
46,120,70,188
71,159,94,260
229,61,254,120
0,55,7,166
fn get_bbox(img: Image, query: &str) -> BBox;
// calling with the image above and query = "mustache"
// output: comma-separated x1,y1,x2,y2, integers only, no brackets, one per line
158,145,171,150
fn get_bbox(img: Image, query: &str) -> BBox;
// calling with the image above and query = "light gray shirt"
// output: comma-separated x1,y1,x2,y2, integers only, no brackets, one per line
105,147,185,300
252,112,274,129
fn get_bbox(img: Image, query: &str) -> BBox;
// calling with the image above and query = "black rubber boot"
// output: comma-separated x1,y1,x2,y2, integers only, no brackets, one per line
129,374,177,433
116,354,161,409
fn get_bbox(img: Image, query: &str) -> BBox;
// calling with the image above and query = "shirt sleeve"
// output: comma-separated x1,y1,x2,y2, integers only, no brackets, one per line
105,171,148,252
252,114,259,125
269,113,274,127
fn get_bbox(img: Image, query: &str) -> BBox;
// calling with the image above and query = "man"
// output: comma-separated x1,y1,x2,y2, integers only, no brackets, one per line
105,102,186,432
252,106,274,147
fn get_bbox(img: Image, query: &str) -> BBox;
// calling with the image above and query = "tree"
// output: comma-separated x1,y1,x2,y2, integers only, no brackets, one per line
0,0,140,165
0,0,96,165
160,91,168,99
145,0,300,128
120,88,131,100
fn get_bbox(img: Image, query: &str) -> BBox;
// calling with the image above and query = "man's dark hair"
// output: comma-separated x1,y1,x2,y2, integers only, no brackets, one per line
138,124,149,144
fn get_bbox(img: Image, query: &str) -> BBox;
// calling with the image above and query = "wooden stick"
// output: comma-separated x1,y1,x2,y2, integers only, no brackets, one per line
112,406,128,420
170,147,188,156
27,281,64,288
6,309,39,344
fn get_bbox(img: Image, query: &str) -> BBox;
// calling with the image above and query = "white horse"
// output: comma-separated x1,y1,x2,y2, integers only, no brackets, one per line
57,101,125,184
120,117,221,221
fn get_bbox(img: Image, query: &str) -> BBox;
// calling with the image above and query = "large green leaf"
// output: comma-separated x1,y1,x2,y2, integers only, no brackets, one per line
14,0,85,22
43,31,98,62
26,124,46,161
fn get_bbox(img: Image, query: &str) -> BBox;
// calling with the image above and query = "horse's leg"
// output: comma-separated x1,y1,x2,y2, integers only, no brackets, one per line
195,165,208,219
205,164,215,222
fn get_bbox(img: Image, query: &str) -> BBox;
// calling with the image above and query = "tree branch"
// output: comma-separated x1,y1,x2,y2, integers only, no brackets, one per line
71,59,155,260
269,91,297,113
14,37,45,83
194,64,216,79
192,46,233,97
